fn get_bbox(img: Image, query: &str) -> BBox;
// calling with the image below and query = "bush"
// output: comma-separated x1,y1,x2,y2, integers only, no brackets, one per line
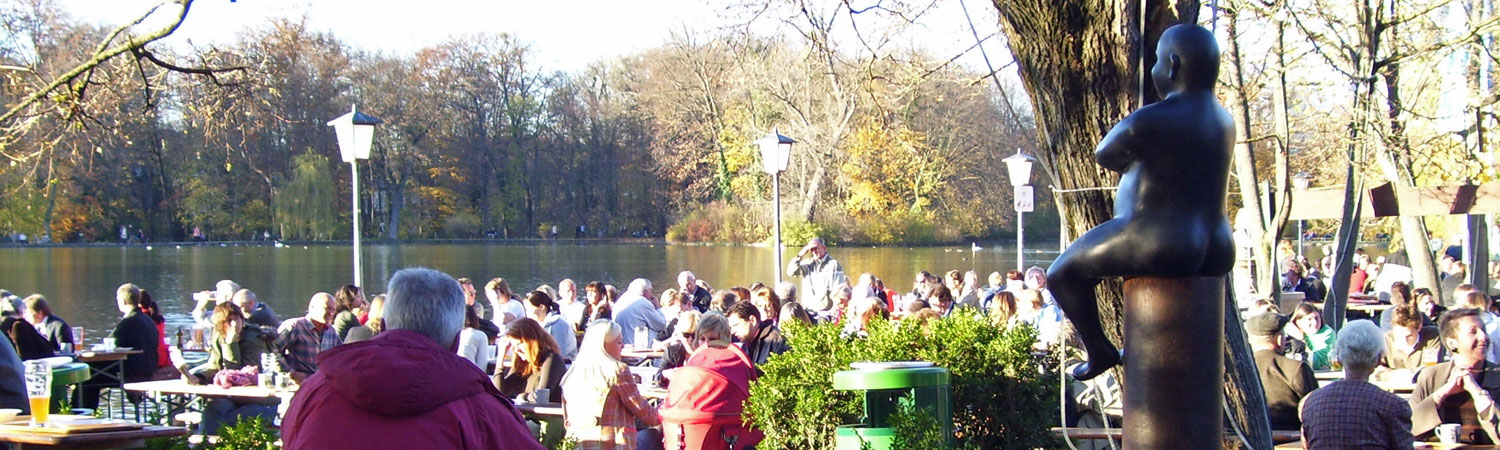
843,209,939,245
665,201,766,243
745,312,1060,449
780,219,835,247
208,416,279,450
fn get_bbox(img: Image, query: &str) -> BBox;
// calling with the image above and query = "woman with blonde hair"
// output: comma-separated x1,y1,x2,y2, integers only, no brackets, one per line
343,294,385,343
561,320,661,449
989,290,1018,326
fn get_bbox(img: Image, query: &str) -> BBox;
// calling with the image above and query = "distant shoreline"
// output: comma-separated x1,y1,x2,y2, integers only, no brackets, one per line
0,237,671,248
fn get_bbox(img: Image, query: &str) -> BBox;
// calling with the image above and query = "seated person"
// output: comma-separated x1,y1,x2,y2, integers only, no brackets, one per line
0,295,52,360
1411,308,1500,444
281,268,539,449
23,295,73,352
80,284,159,410
560,320,661,448
192,303,275,435
494,318,564,403
656,310,703,386
660,312,764,449
1285,303,1337,370
494,317,566,447
1383,306,1443,372
1300,320,1413,449
1245,312,1318,430
725,302,789,367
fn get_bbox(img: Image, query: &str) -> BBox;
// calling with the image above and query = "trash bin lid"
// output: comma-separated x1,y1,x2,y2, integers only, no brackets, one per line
832,365,949,390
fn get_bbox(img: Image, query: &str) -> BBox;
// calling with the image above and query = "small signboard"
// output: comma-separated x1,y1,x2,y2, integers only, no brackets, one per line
1014,186,1034,212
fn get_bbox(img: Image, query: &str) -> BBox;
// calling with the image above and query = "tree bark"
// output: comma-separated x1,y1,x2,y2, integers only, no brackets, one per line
990,1,1271,448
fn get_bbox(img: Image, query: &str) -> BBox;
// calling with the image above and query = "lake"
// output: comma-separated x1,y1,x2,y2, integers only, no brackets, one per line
0,241,1060,340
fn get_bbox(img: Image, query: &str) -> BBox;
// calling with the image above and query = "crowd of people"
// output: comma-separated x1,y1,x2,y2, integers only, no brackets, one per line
0,236,1082,449
5,235,1491,448
1249,240,1500,448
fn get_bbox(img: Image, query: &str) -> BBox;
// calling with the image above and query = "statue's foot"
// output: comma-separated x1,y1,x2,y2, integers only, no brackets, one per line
1071,349,1122,381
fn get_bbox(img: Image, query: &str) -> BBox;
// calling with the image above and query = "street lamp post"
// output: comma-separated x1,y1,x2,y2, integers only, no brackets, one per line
1293,172,1311,260
328,105,380,289
1003,149,1036,273
759,129,795,285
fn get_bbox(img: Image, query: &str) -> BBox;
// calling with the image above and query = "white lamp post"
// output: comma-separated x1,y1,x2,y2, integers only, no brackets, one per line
1292,172,1311,261
328,105,380,289
759,129,795,284
1003,149,1036,273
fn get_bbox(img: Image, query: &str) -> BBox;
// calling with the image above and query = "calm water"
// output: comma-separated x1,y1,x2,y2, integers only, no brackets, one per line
0,242,1060,340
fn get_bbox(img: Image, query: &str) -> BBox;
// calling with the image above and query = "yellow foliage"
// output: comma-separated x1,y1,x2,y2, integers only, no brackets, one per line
840,121,943,219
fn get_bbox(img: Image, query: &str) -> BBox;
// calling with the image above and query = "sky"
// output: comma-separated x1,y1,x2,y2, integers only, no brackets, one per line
66,0,1012,74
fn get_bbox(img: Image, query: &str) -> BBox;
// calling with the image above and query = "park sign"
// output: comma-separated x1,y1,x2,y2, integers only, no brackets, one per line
1014,185,1034,212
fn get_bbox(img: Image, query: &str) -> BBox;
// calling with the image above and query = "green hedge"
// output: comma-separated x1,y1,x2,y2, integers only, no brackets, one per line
745,312,1061,449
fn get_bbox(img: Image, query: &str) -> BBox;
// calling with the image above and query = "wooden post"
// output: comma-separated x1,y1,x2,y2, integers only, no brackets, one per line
1123,277,1224,449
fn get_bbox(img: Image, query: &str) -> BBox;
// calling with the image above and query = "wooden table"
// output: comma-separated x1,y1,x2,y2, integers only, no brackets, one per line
0,424,188,449
1051,427,1302,444
515,402,564,419
124,379,294,433
1347,303,1395,315
1314,371,1416,397
71,349,144,418
621,348,665,360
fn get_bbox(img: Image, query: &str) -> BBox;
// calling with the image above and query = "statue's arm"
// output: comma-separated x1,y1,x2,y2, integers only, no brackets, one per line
1094,117,1140,172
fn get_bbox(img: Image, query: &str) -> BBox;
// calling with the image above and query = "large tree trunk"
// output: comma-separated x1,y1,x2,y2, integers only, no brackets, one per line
991,1,1271,448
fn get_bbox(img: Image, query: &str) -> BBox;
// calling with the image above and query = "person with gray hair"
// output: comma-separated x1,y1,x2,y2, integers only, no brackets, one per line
774,281,797,305
192,279,241,328
786,237,847,315
613,278,666,346
282,267,542,450
1298,320,1412,448
678,271,712,313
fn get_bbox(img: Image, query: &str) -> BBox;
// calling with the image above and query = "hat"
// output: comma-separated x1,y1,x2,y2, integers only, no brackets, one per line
1245,312,1287,336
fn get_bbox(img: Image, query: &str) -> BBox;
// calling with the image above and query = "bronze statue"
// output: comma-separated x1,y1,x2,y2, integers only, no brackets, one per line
1048,24,1236,381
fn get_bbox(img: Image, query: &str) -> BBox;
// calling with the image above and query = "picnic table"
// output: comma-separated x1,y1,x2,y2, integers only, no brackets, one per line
124,379,295,433
515,402,564,419
1313,370,1417,397
1051,427,1302,444
0,416,188,450
71,349,144,418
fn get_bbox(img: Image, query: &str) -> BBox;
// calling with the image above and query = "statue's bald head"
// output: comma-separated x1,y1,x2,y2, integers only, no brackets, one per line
1152,24,1220,93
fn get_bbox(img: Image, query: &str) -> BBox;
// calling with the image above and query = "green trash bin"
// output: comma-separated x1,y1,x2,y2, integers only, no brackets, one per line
832,362,951,450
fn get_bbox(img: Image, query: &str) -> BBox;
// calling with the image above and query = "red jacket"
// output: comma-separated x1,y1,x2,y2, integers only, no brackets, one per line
282,329,543,450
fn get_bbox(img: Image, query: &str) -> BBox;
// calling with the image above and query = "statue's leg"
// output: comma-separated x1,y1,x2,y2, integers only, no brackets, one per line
1046,219,1137,380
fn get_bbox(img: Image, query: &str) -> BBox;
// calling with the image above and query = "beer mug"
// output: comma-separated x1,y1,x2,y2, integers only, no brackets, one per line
634,326,650,349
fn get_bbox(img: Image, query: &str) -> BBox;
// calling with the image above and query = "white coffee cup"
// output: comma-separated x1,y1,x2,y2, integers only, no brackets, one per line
101,338,116,351
533,388,551,403
1437,423,1461,444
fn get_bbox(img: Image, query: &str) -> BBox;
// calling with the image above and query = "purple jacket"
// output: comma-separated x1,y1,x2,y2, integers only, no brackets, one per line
282,329,543,449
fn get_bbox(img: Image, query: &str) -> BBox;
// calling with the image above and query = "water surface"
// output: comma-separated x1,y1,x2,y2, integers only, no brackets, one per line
0,242,1059,340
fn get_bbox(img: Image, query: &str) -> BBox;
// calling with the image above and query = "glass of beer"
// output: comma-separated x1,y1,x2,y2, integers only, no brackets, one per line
23,360,50,426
